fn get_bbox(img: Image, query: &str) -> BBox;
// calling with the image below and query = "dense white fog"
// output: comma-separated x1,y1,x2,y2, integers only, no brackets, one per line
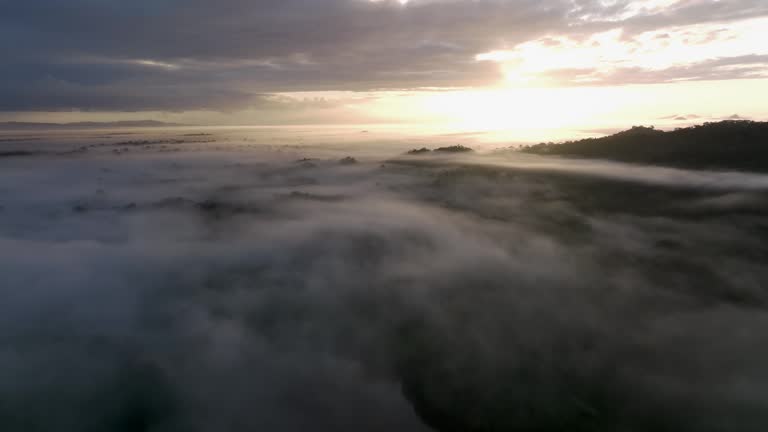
2,127,768,431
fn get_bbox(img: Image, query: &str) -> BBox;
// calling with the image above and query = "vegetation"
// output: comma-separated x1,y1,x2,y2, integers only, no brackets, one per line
0,150,40,158
339,156,359,165
521,120,768,172
434,145,474,153
406,145,475,155
406,147,432,155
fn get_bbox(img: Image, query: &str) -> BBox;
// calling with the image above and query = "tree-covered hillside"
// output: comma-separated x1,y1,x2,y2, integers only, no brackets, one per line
521,121,768,172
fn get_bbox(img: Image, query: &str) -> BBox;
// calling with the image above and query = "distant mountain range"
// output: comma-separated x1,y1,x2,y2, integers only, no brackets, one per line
0,120,187,130
521,120,768,172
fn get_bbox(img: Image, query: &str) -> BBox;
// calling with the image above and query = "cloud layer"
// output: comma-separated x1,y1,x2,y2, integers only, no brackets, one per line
1,0,767,112
2,129,768,430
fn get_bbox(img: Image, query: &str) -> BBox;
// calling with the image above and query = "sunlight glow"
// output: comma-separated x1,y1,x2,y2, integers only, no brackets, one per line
577,0,685,21
476,17,768,85
419,87,622,131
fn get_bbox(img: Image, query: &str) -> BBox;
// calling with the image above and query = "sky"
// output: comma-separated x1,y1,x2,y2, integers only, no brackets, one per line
1,0,767,136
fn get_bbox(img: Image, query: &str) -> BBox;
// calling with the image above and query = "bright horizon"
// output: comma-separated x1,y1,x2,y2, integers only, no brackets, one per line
5,2,768,431
2,0,767,140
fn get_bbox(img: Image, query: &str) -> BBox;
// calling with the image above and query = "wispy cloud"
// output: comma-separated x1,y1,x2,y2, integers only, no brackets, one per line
0,0,766,112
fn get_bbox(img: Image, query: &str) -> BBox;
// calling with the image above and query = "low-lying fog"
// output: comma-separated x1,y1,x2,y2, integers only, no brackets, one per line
2,127,768,432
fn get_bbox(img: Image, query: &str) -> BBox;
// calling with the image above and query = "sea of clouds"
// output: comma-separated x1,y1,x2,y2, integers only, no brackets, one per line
1,128,768,431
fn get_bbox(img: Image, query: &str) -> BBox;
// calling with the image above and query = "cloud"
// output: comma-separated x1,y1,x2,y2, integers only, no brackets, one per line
477,16,768,85
2,131,768,430
2,0,767,112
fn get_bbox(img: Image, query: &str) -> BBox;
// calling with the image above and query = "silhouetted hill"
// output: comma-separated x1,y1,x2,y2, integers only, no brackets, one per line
521,120,768,172
0,120,187,130
405,145,475,155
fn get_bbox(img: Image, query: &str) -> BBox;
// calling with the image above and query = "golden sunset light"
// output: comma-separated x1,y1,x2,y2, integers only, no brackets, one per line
2,0,766,139
3,2,768,431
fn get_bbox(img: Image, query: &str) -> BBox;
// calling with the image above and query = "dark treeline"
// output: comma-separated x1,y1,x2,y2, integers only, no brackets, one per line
0,120,186,130
521,120,768,172
406,145,475,155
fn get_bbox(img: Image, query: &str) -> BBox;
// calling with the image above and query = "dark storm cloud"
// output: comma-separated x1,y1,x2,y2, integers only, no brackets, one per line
1,0,767,111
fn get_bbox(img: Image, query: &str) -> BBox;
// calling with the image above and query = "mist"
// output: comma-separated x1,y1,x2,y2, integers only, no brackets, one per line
2,127,768,431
